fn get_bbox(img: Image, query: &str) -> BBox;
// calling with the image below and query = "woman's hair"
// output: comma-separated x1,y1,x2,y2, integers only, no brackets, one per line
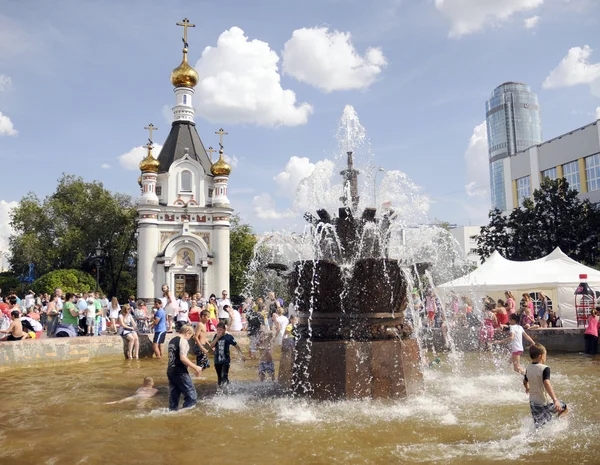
522,293,531,302
111,297,119,307
505,291,515,300
497,299,505,307
209,293,216,300
276,307,284,316
120,304,130,315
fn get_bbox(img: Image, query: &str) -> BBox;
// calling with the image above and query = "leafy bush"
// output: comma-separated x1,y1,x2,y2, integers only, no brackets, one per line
32,269,99,295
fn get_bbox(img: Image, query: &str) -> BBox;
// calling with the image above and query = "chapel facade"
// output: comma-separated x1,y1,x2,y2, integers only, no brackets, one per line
136,18,232,301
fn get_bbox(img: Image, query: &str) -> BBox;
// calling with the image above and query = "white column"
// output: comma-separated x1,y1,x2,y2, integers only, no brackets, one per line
212,218,230,294
140,172,159,205
137,211,160,300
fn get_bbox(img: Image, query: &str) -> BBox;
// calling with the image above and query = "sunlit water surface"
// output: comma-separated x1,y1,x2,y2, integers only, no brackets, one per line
1,352,598,464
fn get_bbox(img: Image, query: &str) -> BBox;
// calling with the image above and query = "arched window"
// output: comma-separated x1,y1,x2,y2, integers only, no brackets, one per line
181,171,192,192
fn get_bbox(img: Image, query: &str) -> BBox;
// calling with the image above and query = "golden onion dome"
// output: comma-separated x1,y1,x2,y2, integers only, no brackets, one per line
139,150,160,173
211,150,231,176
170,50,198,88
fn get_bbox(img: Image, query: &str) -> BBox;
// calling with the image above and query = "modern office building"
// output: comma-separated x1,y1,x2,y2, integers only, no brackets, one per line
506,119,600,210
485,82,543,211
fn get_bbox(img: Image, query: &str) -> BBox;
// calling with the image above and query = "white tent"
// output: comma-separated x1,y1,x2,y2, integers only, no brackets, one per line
439,247,600,327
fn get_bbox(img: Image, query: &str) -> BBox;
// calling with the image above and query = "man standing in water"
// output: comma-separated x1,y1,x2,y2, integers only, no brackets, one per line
167,325,202,411
149,298,167,358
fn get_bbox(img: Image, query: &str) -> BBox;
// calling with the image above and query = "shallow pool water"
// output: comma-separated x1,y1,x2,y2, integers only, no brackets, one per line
1,351,598,464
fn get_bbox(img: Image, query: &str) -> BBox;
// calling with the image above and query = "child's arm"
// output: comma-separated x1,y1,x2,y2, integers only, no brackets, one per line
493,331,515,345
234,344,246,361
209,334,221,349
523,332,535,345
543,379,563,412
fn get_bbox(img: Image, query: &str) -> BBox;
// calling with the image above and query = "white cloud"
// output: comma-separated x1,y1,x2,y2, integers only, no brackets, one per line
118,144,163,171
0,111,17,136
0,74,11,92
0,200,17,255
101,163,111,169
435,0,544,37
282,27,387,93
464,122,489,198
524,15,540,28
223,154,239,168
194,27,313,127
273,156,316,197
252,193,293,220
543,45,600,89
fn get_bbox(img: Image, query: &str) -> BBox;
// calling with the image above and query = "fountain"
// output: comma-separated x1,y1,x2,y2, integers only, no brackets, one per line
276,150,424,400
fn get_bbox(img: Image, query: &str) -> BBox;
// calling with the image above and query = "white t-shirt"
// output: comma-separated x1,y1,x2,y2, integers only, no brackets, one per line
87,300,96,318
510,325,525,353
56,297,63,310
276,315,289,342
176,299,189,322
24,294,35,309
217,298,231,319
101,298,109,310
230,309,243,331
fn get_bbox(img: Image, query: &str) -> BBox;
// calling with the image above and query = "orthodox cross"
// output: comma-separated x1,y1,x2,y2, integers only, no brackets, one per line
215,128,228,150
144,123,158,147
207,146,216,163
176,18,195,48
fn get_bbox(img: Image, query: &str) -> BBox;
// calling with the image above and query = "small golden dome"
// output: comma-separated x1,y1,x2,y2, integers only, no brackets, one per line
211,150,231,176
139,150,160,173
170,50,198,88
138,175,143,187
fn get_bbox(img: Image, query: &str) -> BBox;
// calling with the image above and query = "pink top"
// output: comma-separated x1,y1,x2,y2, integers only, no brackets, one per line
585,315,599,337
506,298,515,315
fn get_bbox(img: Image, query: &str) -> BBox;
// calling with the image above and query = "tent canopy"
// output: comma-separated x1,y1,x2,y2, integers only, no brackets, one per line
440,247,600,292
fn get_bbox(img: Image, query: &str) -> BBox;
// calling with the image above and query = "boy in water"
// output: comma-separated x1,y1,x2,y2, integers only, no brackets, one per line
106,377,158,404
210,322,245,388
257,329,275,382
193,310,211,370
493,313,535,374
523,343,568,428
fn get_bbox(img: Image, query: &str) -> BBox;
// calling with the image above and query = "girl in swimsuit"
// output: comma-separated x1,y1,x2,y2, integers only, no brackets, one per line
0,310,25,341
119,305,139,359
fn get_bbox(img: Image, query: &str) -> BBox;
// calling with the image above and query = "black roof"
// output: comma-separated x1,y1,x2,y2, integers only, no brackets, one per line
157,121,213,174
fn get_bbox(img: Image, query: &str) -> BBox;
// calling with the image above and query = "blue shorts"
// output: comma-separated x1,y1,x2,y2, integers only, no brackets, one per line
153,331,166,344
259,361,275,375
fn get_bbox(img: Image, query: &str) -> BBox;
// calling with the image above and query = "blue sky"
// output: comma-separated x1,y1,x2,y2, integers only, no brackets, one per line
0,0,599,245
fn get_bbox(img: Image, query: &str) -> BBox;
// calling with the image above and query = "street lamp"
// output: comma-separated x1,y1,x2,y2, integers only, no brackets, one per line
94,241,104,292
373,166,385,206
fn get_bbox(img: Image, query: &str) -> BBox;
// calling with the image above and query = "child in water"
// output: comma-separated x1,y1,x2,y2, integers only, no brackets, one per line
523,343,568,428
493,313,535,374
258,329,275,382
106,377,158,404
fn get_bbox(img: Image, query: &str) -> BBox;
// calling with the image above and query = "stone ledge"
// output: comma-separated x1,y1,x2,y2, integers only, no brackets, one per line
0,331,250,370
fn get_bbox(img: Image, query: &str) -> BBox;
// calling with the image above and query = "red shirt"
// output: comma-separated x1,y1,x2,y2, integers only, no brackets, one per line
189,307,200,322
585,315,599,337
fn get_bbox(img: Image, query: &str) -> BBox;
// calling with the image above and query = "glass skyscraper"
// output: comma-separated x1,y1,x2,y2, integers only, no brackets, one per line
485,82,542,210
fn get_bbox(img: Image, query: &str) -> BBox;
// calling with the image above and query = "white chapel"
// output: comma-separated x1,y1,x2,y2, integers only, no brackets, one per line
136,18,232,301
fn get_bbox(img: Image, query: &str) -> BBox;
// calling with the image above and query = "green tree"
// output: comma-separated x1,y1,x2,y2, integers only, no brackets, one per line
229,215,257,297
9,174,137,297
475,178,600,265
0,272,21,294
32,269,98,295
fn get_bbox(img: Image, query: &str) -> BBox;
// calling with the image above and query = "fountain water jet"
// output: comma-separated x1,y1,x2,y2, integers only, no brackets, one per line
279,151,424,400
